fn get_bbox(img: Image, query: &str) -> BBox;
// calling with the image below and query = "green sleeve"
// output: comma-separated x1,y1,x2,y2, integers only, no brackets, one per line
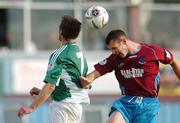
43,55,63,85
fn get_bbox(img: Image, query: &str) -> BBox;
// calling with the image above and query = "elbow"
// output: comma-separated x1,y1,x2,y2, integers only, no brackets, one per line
45,83,55,91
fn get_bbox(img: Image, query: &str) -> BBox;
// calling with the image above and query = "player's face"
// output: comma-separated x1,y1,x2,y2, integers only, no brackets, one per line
107,38,128,58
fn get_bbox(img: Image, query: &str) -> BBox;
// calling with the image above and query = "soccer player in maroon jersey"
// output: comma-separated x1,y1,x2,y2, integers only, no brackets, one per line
81,29,180,123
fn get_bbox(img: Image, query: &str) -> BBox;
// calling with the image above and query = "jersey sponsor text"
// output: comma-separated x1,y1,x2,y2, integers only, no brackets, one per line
120,68,144,78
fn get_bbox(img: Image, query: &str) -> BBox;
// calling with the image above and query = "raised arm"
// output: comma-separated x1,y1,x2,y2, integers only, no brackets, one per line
171,57,180,80
81,70,101,89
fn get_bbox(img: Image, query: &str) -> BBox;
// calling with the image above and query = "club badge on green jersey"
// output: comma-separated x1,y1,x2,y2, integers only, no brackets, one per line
48,64,54,71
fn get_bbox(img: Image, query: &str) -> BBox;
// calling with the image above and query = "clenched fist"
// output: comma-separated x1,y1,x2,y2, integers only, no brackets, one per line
30,87,41,96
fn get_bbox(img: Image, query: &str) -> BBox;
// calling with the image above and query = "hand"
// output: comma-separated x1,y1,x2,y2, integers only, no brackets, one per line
80,76,92,89
17,106,34,118
30,87,41,96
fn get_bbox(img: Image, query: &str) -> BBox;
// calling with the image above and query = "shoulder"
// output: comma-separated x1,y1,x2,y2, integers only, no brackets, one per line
142,42,165,52
142,42,159,49
49,45,68,63
55,45,68,56
66,44,81,56
105,54,119,63
141,42,165,60
68,43,80,52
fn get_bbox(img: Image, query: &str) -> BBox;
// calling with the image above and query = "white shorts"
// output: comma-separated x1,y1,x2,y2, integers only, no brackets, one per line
49,101,82,123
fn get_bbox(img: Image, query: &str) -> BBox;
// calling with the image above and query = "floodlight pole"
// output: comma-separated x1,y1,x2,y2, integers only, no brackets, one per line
23,0,34,54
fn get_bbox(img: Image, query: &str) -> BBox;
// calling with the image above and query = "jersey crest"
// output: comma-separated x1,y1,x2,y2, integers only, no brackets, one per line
47,64,54,71
138,57,146,65
99,59,107,65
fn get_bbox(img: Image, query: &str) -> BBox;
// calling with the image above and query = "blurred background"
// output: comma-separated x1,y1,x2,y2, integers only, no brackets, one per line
0,0,180,123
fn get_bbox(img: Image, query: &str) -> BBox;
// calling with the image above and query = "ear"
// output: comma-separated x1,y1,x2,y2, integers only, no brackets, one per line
59,31,63,41
119,37,126,45
107,44,111,49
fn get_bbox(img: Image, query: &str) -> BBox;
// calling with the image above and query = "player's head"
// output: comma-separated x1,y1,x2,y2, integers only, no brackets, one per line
59,15,81,42
105,29,129,58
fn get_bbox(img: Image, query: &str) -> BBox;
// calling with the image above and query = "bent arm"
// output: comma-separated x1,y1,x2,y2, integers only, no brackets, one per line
87,70,101,82
30,83,55,110
81,70,101,89
171,57,180,80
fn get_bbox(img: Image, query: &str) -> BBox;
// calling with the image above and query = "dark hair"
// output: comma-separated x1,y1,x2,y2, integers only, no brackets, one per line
59,15,81,40
105,29,127,45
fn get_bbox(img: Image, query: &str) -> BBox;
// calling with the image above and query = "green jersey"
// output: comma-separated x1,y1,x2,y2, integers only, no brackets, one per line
44,42,89,104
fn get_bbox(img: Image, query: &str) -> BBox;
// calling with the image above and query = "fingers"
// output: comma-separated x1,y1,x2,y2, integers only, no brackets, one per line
29,87,35,95
83,86,89,89
80,77,90,89
17,107,25,118
80,76,89,83
17,106,34,119
30,90,33,96
80,76,86,81
30,87,40,96
30,89,35,96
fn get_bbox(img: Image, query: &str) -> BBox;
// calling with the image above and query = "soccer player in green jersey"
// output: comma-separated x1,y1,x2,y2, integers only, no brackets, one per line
17,15,89,123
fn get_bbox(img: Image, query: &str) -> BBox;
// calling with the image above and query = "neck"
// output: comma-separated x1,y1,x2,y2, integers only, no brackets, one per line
128,40,141,55
61,39,75,45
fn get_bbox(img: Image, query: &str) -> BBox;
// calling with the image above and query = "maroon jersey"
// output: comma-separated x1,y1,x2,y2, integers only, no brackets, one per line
94,43,174,97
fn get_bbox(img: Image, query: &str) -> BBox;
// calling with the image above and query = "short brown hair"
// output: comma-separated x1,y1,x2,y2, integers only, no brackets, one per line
59,15,81,40
105,29,127,45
